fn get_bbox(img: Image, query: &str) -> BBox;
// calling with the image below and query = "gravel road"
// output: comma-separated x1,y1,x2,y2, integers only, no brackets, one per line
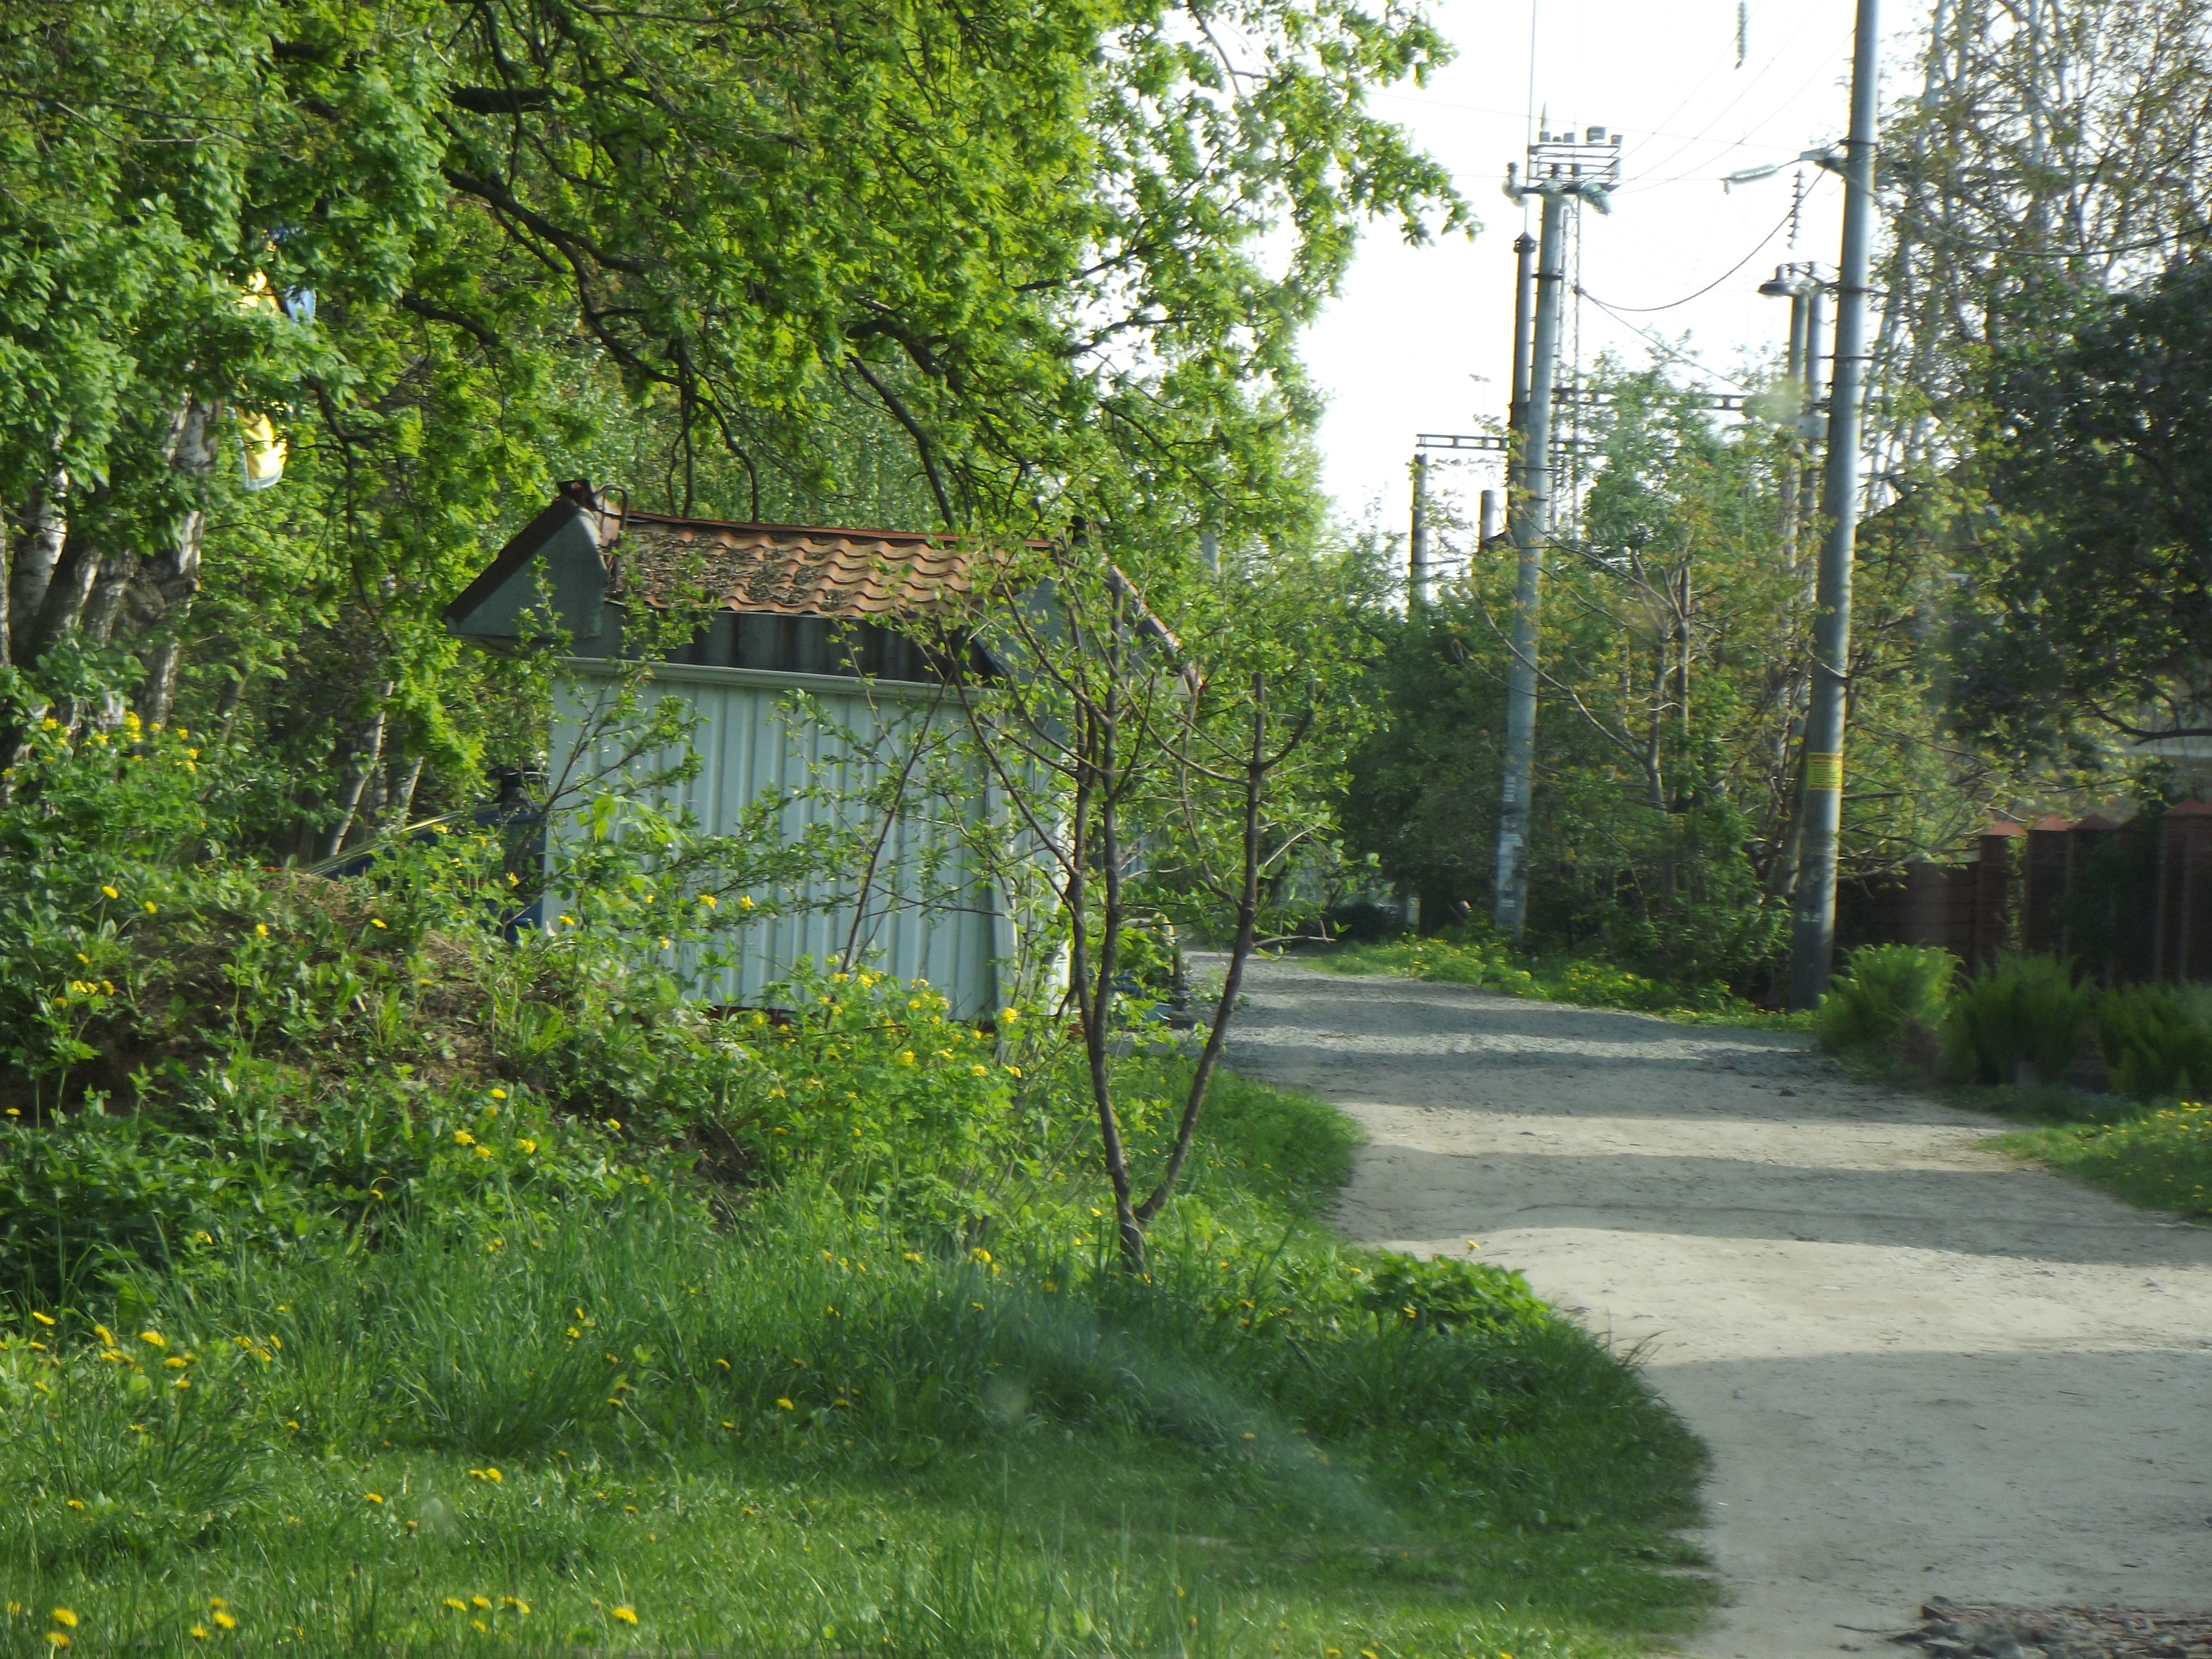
1222,958,2212,1658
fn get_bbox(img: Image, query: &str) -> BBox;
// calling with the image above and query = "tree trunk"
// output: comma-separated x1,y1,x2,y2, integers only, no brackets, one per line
319,704,388,861
7,468,68,665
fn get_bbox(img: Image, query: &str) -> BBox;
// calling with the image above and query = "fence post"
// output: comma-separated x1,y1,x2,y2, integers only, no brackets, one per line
1972,824,2024,974
2159,801,2212,982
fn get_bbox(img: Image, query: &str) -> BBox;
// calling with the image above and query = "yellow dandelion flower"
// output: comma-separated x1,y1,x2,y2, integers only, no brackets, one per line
140,1330,165,1347
48,1634,70,1650
213,1613,236,1631
443,1598,467,1612
100,885,118,900
143,901,157,914
517,1137,537,1154
612,1607,639,1626
50,1612,76,1630
364,1492,383,1504
453,1130,475,1146
254,923,268,937
190,1627,210,1640
470,1596,492,1610
776,1397,795,1410
65,1499,85,1511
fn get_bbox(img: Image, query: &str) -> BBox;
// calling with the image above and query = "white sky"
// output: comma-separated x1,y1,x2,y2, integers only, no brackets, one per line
1305,0,1924,534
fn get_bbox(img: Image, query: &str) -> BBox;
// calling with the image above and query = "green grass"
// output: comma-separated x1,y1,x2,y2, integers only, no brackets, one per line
1311,937,1806,1032
1978,1094,2212,1222
0,1063,1713,1658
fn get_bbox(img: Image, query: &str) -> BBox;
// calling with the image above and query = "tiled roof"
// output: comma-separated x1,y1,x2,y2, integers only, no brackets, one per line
609,511,986,619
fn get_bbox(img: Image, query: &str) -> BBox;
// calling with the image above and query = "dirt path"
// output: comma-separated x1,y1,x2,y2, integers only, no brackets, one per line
1223,959,2212,1658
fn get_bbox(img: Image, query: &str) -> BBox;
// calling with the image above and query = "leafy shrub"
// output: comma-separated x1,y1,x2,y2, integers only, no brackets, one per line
2096,983,2212,1101
1816,944,1958,1058
1939,954,2094,1085
1354,1250,1550,1335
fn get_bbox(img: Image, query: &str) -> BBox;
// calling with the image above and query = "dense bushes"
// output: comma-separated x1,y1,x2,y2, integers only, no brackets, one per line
1814,945,1957,1058
1937,955,2097,1085
2095,983,2212,1101
1812,948,2212,1107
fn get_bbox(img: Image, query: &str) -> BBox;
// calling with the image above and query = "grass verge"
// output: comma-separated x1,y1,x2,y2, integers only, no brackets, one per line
1964,1090,2212,1222
0,1063,1713,1659
1309,937,1804,1032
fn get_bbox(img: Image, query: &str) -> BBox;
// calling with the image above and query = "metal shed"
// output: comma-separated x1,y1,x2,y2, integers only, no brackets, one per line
445,481,1034,1019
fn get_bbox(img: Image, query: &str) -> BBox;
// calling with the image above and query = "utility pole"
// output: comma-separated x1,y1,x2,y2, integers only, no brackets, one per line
1789,0,1881,1010
1408,453,1430,609
1494,127,1619,940
1508,232,1538,437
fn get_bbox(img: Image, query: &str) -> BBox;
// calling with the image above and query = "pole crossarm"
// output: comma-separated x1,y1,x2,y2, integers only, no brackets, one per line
1415,432,1590,456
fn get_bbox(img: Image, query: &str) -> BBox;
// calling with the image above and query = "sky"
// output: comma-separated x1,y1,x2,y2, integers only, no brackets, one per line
1303,0,1920,543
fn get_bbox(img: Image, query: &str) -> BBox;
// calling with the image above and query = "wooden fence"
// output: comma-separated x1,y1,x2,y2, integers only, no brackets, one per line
1836,801,2212,982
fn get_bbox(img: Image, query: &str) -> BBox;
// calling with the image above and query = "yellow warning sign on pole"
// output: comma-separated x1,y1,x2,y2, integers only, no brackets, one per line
1806,751,1844,793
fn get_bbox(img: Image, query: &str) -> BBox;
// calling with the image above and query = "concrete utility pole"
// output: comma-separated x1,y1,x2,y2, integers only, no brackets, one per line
1789,0,1881,1010
1494,127,1620,940
1408,453,1430,609
1508,232,1538,436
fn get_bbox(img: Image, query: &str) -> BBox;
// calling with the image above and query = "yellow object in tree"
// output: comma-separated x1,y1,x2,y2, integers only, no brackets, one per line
240,412,285,490
237,273,287,489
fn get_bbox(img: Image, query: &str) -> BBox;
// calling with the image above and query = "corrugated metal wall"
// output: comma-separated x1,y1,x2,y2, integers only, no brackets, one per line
549,661,1006,1017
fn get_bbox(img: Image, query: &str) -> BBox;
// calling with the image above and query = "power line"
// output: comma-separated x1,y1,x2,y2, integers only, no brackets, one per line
1573,289,1754,391
1579,193,1806,313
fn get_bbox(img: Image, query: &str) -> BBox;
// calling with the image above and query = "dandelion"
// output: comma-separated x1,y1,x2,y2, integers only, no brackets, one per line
501,1598,529,1615
255,923,268,937
30,1311,54,1326
899,1050,916,1066
517,1138,537,1155
50,1613,75,1630
370,918,386,929
471,1596,492,1610
971,1063,987,1076
190,1628,210,1640
101,886,118,900
776,1397,795,1410
140,1330,166,1347
143,901,157,914
490,1087,508,1100
65,1499,85,1511
444,1599,467,1613
47,1634,70,1649
612,1607,639,1626
453,1130,475,1146
365,1492,384,1504
475,1145,493,1161
213,1613,236,1631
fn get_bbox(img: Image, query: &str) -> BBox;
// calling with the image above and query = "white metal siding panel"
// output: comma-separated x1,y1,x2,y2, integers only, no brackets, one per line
549,663,1003,1018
